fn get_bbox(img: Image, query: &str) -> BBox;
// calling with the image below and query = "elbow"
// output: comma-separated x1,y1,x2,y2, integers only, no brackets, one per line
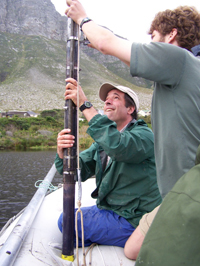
97,39,110,54
124,246,139,260
124,226,144,260
95,31,114,55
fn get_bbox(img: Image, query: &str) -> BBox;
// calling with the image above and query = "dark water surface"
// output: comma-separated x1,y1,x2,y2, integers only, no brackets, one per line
0,150,62,230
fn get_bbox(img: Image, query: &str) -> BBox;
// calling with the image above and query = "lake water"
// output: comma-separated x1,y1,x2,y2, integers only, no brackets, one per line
0,150,62,231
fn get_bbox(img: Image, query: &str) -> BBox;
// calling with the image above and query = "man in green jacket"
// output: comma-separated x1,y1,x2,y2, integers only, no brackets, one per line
55,78,161,247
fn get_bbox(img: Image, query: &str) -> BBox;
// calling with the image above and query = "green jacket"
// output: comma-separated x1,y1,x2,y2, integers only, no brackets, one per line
55,114,162,227
136,144,200,266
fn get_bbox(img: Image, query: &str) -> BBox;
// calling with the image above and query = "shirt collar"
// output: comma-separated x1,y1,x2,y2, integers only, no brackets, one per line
120,119,137,133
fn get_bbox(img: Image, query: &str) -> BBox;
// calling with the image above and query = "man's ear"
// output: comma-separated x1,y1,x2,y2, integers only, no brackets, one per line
127,106,135,115
168,28,178,44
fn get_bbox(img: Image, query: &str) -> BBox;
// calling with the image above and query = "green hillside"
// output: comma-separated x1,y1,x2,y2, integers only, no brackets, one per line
0,32,153,112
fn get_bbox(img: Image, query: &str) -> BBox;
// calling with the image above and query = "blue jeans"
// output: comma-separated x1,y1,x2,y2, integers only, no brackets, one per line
58,205,135,247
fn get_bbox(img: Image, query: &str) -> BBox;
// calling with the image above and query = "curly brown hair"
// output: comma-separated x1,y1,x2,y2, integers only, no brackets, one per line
148,6,200,51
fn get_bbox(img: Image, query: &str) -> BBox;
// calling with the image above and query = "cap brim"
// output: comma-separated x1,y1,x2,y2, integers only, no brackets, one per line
99,82,139,111
99,83,120,101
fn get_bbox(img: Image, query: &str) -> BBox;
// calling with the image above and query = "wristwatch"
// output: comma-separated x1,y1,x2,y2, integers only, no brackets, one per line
80,17,92,31
79,101,93,112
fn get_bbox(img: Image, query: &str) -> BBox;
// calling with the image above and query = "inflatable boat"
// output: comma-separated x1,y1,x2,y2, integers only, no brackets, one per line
0,164,135,266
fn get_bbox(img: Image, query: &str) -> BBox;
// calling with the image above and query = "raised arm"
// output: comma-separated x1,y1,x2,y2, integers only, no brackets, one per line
65,0,132,66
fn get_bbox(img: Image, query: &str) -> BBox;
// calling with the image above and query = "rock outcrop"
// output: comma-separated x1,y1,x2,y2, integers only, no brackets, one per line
0,0,68,41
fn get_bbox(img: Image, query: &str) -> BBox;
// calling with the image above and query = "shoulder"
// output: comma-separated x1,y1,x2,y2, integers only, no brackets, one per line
131,119,149,129
131,42,186,55
128,119,154,136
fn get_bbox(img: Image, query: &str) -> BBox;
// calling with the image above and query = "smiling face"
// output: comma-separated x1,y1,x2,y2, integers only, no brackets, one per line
103,89,135,131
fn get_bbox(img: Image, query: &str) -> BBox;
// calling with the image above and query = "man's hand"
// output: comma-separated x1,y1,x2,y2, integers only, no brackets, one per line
65,78,87,107
57,129,75,159
65,0,87,26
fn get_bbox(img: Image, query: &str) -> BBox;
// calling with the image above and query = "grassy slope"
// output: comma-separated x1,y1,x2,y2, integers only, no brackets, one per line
0,32,153,112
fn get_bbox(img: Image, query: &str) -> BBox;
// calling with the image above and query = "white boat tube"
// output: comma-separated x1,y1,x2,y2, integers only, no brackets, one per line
0,163,57,266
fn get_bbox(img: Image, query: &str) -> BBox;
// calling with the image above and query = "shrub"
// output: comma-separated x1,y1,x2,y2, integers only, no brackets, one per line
0,109,92,150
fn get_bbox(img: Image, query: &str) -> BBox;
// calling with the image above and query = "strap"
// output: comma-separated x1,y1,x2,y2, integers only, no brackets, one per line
80,17,92,31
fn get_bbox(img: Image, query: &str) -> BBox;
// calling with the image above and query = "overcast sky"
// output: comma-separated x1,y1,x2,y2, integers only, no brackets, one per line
51,0,200,43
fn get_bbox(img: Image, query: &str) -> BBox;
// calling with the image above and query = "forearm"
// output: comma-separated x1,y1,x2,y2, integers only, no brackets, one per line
81,106,98,123
81,21,131,66
81,21,115,54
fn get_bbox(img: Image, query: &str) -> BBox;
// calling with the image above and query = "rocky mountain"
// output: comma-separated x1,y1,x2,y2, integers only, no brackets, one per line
0,0,68,41
0,0,153,112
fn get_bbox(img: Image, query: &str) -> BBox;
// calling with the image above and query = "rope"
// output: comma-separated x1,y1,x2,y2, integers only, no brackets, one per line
75,201,86,266
85,243,97,266
74,24,87,266
75,168,86,266
34,180,58,192
75,170,96,266
76,24,80,170
75,25,95,266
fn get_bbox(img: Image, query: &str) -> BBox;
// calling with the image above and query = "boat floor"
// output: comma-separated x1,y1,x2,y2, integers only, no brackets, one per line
0,178,135,266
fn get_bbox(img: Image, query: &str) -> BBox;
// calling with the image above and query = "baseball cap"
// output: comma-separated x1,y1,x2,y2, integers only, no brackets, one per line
99,83,139,112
